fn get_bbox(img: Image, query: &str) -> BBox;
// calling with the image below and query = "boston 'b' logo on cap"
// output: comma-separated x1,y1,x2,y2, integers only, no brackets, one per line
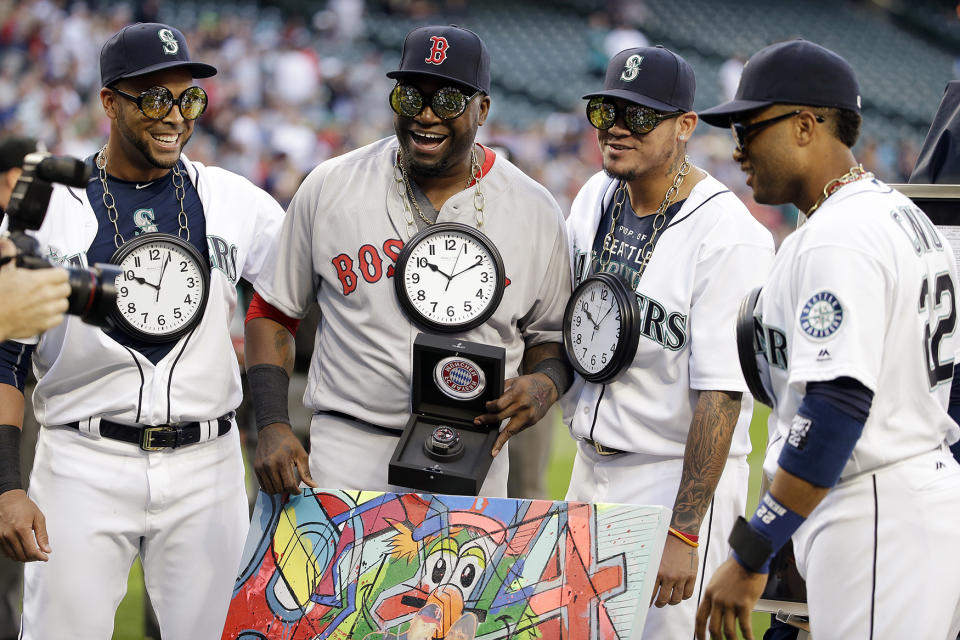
158,28,179,55
620,54,643,82
425,36,449,65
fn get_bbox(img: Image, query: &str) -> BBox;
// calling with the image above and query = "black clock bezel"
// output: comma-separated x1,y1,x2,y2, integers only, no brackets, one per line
108,232,210,343
394,222,506,333
563,271,641,384
736,286,774,407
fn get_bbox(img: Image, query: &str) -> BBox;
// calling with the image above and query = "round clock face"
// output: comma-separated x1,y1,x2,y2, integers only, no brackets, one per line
110,233,209,342
395,222,505,333
563,272,640,384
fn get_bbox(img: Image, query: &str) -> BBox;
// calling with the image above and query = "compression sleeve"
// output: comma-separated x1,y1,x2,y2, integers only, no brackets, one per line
0,341,35,392
245,292,301,336
777,376,873,488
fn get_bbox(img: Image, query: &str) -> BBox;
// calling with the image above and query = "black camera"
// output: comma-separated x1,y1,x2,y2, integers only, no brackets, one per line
5,152,119,329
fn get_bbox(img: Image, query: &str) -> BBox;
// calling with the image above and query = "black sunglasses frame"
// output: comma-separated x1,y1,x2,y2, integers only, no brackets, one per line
730,110,825,152
112,85,208,121
389,83,482,120
586,97,683,135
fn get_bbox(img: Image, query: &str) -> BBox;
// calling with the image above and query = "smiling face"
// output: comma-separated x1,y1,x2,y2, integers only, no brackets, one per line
393,75,489,180
101,67,198,179
731,106,807,207
596,98,693,184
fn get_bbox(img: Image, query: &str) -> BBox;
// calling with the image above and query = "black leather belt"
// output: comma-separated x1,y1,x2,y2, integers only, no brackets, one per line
65,414,233,451
583,437,627,456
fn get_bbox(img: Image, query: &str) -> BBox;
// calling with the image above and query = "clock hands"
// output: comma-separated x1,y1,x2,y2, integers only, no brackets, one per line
129,274,159,290
444,244,468,292
155,253,172,302
424,260,452,281
450,255,484,279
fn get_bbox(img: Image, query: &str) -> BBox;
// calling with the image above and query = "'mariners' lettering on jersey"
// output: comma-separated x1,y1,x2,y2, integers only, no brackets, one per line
755,320,788,370
635,292,688,351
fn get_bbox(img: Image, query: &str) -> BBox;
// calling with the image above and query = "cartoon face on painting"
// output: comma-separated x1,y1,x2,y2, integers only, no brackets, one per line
222,490,668,640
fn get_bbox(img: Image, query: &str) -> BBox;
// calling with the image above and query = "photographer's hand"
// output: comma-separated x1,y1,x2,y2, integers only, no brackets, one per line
0,239,70,341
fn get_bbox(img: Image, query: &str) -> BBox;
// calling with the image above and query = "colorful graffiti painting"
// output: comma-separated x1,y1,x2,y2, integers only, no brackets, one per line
222,490,669,639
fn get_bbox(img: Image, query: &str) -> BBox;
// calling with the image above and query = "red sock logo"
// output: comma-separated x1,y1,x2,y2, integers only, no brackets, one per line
425,36,449,65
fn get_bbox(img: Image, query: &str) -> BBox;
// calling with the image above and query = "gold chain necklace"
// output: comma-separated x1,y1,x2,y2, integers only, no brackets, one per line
96,145,190,249
598,155,691,274
806,163,874,218
394,146,485,231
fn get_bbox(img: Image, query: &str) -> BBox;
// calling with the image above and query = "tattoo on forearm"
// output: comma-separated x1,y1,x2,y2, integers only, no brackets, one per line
672,391,741,533
273,328,295,371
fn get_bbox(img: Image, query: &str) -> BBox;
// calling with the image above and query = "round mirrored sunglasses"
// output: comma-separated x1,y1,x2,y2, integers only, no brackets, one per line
112,85,208,121
586,97,682,135
389,83,481,120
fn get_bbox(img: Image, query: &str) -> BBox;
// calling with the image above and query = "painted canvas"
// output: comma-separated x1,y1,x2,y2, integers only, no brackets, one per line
222,489,670,640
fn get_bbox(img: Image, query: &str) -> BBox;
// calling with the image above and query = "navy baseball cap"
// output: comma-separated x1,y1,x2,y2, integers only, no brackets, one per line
699,39,861,126
584,45,695,113
100,23,217,88
0,136,40,173
386,25,491,94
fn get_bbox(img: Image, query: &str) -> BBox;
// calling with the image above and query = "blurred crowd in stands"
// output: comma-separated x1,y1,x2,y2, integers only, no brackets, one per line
0,0,936,246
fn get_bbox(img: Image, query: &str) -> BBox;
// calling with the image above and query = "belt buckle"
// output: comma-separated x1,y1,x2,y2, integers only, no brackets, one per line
591,439,619,456
140,426,177,451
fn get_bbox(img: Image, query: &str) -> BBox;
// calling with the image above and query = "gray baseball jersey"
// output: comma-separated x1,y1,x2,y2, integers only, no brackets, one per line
255,137,571,431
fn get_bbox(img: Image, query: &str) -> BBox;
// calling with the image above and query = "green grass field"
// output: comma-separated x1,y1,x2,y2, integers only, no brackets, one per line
111,406,774,639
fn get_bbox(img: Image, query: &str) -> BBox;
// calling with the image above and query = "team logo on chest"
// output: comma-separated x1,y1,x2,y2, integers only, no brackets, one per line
799,291,843,339
425,36,449,65
620,54,644,82
434,356,486,400
133,208,159,235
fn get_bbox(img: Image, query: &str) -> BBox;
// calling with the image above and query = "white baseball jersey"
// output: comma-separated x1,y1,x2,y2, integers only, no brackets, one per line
255,137,571,432
562,170,773,639
563,171,775,457
758,178,960,479
755,177,960,639
11,155,285,639
22,156,284,426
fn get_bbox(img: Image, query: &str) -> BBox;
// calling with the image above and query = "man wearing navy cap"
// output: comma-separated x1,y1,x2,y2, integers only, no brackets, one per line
245,25,571,499
0,23,287,639
695,39,960,640
561,45,774,638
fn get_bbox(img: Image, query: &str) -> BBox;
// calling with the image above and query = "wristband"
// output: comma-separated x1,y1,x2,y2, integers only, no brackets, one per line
0,425,22,495
729,491,806,574
532,357,573,395
668,527,699,547
246,364,291,432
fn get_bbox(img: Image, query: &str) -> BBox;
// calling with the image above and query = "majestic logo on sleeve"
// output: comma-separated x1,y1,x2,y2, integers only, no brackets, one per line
799,291,843,339
620,55,644,82
158,29,179,55
425,36,449,65
434,356,486,400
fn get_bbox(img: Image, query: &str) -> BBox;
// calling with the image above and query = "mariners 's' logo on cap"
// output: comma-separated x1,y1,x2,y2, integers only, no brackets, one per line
434,356,486,400
426,36,449,65
158,28,179,55
799,290,843,339
620,54,644,82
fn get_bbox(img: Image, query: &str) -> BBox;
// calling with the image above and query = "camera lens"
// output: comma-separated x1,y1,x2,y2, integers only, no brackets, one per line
65,263,120,329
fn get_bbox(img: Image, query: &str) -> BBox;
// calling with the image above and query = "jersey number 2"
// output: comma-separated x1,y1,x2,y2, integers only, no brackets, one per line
919,273,956,388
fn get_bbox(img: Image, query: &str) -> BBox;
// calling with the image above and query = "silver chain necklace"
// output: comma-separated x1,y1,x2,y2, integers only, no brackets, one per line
96,145,190,249
394,145,485,232
598,155,691,276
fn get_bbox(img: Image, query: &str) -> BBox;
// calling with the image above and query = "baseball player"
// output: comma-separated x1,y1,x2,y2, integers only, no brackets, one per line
244,25,572,498
695,39,960,640
0,24,285,639
562,46,774,639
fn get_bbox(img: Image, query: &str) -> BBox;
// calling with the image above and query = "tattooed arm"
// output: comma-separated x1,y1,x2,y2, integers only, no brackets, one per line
650,389,742,608
246,317,317,495
474,341,565,456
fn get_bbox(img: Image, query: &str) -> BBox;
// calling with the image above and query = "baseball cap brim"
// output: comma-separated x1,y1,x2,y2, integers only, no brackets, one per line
582,89,683,113
698,99,779,126
386,69,486,94
105,60,217,87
